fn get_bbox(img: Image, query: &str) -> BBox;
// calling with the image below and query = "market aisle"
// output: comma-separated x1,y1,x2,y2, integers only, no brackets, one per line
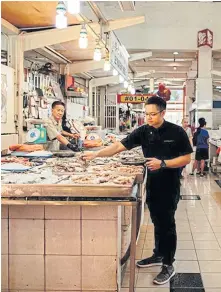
122,172,221,292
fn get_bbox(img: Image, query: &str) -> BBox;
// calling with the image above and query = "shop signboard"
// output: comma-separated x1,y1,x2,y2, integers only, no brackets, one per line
110,32,129,81
117,94,153,104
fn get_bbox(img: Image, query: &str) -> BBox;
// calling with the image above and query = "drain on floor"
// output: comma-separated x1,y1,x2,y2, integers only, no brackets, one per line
170,288,205,292
180,195,201,200
170,273,204,289
215,180,221,188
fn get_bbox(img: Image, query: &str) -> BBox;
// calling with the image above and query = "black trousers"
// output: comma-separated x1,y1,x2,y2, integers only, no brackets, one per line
147,193,180,266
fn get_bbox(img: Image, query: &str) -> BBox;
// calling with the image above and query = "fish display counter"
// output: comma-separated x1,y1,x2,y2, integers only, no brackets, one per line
1,148,147,292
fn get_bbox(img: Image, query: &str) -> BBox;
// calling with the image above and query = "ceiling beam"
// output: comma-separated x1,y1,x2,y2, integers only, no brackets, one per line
90,75,120,87
135,67,190,73
23,25,82,51
23,16,145,51
212,70,221,77
108,79,184,93
148,73,187,79
129,51,152,62
1,18,20,35
134,72,151,78
118,1,136,11
35,47,72,64
68,60,105,75
106,16,145,32
131,61,193,67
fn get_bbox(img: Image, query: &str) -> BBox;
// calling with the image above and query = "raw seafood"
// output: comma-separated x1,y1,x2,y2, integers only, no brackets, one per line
53,161,85,173
83,139,103,148
1,157,34,166
69,173,135,186
88,163,143,174
47,158,85,173
1,172,67,184
9,144,43,152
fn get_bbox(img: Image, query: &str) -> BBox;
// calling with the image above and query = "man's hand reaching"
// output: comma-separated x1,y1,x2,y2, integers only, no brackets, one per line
81,151,98,161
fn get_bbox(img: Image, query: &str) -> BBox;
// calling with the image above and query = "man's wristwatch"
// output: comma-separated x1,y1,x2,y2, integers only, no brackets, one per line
160,160,167,169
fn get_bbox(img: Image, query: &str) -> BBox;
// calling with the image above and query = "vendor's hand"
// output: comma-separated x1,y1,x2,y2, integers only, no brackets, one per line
71,133,80,138
81,151,98,161
146,158,161,171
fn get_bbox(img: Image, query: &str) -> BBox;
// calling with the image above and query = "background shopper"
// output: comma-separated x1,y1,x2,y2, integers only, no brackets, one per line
190,118,209,177
82,96,192,285
179,118,193,178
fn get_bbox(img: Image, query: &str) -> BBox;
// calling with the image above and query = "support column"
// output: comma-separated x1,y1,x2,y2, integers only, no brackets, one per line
100,87,106,129
185,79,195,117
8,34,24,143
16,36,24,143
88,81,93,116
149,78,154,93
116,97,120,134
196,30,213,129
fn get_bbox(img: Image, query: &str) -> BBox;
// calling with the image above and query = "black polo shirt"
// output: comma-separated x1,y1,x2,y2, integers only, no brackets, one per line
121,121,193,198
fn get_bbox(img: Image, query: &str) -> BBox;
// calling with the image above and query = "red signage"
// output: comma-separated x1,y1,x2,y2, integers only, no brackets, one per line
197,29,213,48
117,94,153,104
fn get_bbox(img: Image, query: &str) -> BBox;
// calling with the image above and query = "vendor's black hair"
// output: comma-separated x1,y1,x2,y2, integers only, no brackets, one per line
52,101,65,109
145,96,167,111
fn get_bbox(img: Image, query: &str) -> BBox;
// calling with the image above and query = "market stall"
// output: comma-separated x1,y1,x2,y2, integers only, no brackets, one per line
1,148,147,292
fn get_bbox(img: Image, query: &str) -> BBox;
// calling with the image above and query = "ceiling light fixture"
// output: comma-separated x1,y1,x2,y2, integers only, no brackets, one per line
113,69,119,76
173,52,179,55
56,1,67,29
124,81,129,88
131,87,136,94
173,66,177,70
79,24,88,49
104,49,111,71
67,0,80,14
93,41,102,61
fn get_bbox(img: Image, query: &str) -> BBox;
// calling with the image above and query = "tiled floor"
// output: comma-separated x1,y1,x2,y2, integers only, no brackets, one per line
122,171,221,292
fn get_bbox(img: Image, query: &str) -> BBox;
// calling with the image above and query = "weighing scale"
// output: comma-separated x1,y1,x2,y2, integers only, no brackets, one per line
26,124,47,144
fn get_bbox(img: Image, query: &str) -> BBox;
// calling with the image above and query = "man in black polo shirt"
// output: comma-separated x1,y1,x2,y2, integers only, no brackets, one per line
82,96,192,285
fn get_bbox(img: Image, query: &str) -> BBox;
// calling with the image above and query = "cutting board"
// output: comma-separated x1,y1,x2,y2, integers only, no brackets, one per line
11,151,53,158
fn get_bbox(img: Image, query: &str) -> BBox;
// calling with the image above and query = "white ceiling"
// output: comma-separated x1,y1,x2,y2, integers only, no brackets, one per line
19,1,221,92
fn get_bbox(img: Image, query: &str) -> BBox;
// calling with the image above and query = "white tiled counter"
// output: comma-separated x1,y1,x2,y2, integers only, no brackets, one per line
2,204,122,291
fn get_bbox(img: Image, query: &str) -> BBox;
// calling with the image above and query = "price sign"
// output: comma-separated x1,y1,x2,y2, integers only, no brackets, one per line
117,94,154,104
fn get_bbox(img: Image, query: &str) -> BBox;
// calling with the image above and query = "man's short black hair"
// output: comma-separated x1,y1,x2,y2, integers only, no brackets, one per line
52,101,65,109
145,96,167,111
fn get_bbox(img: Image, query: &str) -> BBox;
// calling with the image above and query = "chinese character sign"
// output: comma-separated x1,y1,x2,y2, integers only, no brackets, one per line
110,32,129,81
197,29,213,48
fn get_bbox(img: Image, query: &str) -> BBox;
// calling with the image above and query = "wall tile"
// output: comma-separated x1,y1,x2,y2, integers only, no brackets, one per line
9,205,44,219
82,256,117,290
1,205,8,219
9,255,44,290
82,206,118,220
46,255,81,290
1,219,8,255
82,220,117,256
1,255,8,290
45,206,80,219
9,219,44,255
46,220,80,255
